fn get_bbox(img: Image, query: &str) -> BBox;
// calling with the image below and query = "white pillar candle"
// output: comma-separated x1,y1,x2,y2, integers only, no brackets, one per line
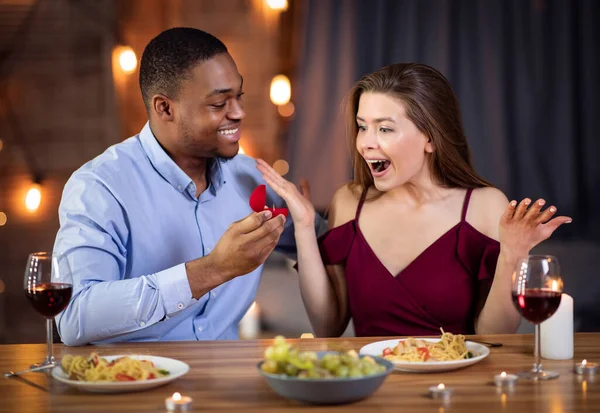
239,301,260,339
539,293,574,360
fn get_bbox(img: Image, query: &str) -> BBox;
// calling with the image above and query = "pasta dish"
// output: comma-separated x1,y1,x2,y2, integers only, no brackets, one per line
61,353,170,382
382,330,474,362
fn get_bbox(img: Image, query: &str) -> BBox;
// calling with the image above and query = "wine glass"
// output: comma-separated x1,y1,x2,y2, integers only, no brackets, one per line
24,252,73,371
511,255,563,380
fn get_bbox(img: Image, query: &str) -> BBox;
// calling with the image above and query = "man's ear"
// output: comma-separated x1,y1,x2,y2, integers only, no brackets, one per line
152,94,175,122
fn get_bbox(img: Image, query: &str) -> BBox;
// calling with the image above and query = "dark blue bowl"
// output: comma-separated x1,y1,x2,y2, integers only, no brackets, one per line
258,351,394,405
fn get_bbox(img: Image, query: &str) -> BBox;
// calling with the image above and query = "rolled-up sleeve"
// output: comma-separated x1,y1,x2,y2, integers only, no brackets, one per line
54,173,202,346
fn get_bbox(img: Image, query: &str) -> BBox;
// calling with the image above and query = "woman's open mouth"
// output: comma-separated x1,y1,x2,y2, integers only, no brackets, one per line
366,159,391,174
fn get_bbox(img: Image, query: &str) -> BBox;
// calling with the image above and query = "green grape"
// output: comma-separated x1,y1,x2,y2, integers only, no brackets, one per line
348,367,362,378
285,364,299,376
288,356,314,370
340,353,360,368
334,365,349,378
297,371,309,378
273,335,286,346
322,356,341,372
306,368,321,378
361,355,376,365
360,362,376,376
261,360,279,374
264,346,275,360
272,344,289,361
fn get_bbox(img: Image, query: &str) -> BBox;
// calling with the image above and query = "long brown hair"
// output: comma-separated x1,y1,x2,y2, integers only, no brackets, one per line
345,63,492,197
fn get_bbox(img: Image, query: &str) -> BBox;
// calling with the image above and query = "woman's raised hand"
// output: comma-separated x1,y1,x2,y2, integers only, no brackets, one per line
256,159,316,230
499,198,572,260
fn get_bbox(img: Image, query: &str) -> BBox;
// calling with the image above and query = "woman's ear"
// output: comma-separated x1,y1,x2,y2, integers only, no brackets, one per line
152,94,175,122
425,137,434,153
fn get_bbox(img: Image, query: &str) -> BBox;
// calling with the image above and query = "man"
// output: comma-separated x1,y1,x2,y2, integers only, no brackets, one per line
54,27,323,345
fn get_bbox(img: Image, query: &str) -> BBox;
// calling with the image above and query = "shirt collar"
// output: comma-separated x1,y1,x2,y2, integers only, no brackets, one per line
139,122,226,195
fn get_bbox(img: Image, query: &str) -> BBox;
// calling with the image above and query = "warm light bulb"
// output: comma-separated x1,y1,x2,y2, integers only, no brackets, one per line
437,383,445,390
277,101,295,117
0,139,3,152
273,159,289,176
25,185,42,212
500,372,507,378
0,212,6,226
172,392,181,401
266,0,288,11
270,75,291,105
582,359,587,366
118,47,137,73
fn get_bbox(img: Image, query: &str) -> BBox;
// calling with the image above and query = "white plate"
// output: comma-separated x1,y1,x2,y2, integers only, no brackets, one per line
52,355,190,393
359,338,490,373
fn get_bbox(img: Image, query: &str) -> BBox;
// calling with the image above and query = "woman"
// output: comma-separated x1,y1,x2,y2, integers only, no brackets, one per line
256,63,571,337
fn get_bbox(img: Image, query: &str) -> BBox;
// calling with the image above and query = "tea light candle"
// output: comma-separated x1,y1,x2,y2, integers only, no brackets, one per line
165,392,192,412
429,383,452,400
494,371,518,388
574,360,599,376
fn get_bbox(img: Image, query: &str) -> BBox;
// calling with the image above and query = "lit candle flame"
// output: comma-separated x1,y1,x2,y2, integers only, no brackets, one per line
582,359,587,366
501,372,507,378
437,383,445,390
173,392,181,401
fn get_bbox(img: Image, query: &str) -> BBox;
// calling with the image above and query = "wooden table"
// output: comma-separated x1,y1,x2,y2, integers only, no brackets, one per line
1,334,599,412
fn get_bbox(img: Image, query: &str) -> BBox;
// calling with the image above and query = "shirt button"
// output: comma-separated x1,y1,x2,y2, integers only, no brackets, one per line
140,321,146,327
177,185,183,190
177,303,184,310
197,326,204,332
211,291,217,298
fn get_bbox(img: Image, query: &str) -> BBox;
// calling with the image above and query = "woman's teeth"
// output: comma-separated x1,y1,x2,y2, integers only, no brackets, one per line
218,128,239,135
366,159,391,173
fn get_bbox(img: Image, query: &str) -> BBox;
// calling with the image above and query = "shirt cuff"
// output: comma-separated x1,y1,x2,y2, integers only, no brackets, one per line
155,263,200,316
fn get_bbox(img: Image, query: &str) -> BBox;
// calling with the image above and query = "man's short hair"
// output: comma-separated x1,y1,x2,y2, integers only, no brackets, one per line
139,27,228,112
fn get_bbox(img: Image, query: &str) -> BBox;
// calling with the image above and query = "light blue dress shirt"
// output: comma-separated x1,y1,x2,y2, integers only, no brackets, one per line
54,123,325,346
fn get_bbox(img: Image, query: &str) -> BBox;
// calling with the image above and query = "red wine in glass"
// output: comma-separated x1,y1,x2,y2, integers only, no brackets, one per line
22,252,73,372
512,289,562,324
511,255,563,381
25,283,73,318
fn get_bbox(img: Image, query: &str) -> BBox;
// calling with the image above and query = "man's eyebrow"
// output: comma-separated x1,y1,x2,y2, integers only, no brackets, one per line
205,76,244,99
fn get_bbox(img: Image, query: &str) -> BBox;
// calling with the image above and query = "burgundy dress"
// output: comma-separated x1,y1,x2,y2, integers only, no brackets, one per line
318,188,500,336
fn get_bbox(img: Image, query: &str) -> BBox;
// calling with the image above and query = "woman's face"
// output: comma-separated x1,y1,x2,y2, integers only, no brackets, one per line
356,92,433,192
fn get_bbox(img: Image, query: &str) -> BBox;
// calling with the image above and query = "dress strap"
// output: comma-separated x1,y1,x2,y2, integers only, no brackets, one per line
355,187,369,220
461,188,474,221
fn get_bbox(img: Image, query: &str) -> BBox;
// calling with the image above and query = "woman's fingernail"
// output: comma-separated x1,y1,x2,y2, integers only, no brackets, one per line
510,200,517,207
538,199,545,206
524,199,531,205
566,219,572,224
550,207,556,212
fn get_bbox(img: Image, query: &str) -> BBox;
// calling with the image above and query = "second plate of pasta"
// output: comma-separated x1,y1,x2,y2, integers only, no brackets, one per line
358,338,489,373
51,355,189,393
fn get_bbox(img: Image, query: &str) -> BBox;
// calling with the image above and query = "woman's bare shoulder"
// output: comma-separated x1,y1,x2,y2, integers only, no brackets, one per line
328,183,367,229
466,187,509,241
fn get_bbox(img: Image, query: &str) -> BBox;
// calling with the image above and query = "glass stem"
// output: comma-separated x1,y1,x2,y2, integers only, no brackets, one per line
533,323,542,373
46,318,55,364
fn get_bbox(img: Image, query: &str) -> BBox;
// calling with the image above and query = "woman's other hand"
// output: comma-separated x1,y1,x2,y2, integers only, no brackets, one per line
499,198,572,260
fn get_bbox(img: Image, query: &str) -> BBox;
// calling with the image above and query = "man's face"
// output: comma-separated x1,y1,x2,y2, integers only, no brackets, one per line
172,53,245,159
